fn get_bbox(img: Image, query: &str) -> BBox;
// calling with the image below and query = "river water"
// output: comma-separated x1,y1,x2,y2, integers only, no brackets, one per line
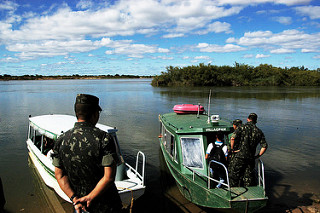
0,79,319,212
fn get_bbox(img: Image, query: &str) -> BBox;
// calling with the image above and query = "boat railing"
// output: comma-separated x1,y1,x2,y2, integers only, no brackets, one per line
257,159,266,195
126,151,146,186
184,159,265,194
183,163,231,193
208,160,231,190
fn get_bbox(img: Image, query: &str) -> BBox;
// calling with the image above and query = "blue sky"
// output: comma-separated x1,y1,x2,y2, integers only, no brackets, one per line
0,0,319,76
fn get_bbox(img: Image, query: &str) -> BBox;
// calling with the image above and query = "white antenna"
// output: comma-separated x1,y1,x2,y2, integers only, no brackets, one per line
207,90,211,124
197,103,200,118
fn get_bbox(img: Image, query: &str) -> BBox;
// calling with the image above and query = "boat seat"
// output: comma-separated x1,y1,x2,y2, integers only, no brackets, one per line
115,180,138,191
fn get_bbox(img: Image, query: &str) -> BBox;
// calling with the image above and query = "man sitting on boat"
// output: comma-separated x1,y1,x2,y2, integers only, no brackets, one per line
205,133,228,188
43,136,54,155
52,94,122,213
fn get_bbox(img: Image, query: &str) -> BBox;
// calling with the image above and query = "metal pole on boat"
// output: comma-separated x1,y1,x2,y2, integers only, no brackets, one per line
207,90,212,124
197,103,200,118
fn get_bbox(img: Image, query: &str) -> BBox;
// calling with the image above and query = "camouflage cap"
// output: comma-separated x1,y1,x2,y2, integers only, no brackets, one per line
232,119,242,126
248,113,258,123
74,94,102,112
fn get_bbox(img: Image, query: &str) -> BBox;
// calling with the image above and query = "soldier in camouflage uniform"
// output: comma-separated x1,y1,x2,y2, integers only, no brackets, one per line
229,119,243,152
227,119,242,164
53,94,122,213
228,113,268,187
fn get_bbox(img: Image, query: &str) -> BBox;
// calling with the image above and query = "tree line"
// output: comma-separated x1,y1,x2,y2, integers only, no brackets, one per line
151,63,320,87
0,74,152,81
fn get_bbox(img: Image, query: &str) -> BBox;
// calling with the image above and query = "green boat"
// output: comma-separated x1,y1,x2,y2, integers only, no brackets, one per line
158,104,268,212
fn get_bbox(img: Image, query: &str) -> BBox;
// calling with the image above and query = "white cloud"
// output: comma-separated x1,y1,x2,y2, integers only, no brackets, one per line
3,1,240,41
0,0,318,66
156,56,174,60
256,9,280,15
196,21,232,35
7,40,99,60
197,43,246,52
243,54,254,58
228,29,320,54
0,0,244,60
256,54,270,58
301,48,320,53
158,48,170,53
76,0,94,10
0,1,18,11
273,16,292,25
163,33,184,38
270,48,295,54
99,39,170,58
114,43,162,57
217,0,311,6
194,56,210,60
0,56,19,63
295,6,320,19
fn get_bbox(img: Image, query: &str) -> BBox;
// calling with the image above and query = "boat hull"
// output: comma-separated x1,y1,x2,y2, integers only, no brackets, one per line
159,140,267,213
27,140,145,207
27,140,70,202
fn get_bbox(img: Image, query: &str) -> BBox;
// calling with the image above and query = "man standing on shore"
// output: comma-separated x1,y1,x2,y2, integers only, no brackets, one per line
228,113,268,187
53,94,122,213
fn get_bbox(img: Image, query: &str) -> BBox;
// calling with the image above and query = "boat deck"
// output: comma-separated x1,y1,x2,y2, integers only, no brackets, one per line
183,172,266,202
230,186,266,201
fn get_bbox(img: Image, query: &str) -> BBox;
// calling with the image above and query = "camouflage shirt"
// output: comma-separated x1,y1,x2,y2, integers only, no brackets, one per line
233,121,268,159
52,122,122,212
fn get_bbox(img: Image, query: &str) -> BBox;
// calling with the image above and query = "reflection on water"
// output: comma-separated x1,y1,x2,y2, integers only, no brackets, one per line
156,86,320,100
0,79,319,212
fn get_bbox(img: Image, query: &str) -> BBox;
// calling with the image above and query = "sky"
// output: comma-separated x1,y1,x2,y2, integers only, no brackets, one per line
0,0,319,76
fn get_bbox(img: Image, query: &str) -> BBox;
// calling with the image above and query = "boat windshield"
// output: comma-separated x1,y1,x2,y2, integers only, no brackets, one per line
180,137,204,169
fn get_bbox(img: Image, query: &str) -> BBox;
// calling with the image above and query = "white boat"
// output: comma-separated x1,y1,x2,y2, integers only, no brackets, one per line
26,114,146,207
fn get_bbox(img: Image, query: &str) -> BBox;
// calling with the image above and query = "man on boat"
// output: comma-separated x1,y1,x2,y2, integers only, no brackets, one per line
227,119,242,164
205,133,228,188
228,113,268,187
52,94,122,213
229,119,242,152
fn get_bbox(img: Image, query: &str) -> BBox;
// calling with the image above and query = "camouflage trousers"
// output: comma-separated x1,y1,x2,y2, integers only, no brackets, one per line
228,157,256,187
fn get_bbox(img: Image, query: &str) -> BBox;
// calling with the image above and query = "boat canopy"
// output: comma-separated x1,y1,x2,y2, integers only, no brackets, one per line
29,114,117,140
159,112,233,134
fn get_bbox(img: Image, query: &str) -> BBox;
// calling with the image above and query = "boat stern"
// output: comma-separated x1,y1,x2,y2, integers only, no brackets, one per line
229,186,268,213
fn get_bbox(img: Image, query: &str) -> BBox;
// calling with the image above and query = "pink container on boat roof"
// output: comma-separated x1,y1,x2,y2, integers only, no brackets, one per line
173,104,204,114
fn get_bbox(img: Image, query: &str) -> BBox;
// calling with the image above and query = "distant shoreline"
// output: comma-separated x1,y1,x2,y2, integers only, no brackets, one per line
0,74,153,81
151,63,320,87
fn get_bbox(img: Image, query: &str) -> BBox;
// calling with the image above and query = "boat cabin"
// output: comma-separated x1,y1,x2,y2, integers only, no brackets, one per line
159,112,233,179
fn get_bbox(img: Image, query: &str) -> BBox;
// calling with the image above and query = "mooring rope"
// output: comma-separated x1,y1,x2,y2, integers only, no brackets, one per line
118,187,134,213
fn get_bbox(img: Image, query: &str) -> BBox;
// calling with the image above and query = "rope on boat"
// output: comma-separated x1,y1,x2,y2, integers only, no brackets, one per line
118,187,134,213
245,199,249,213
